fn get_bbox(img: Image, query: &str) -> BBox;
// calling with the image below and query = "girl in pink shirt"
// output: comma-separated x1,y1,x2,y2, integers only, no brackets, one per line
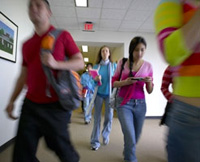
112,36,153,162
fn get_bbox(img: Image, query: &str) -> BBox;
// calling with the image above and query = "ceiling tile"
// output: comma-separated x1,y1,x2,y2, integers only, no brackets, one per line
55,17,79,30
51,6,76,17
124,10,152,21
101,9,127,20
89,0,103,8
103,0,133,9
119,21,143,31
50,0,75,7
76,8,101,19
130,0,160,10
99,20,121,31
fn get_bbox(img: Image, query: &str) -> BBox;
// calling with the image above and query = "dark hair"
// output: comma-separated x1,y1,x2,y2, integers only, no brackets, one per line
43,0,51,11
128,36,147,76
96,45,113,64
86,62,93,68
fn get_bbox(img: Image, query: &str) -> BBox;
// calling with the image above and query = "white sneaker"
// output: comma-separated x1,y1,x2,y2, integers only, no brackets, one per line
91,146,99,151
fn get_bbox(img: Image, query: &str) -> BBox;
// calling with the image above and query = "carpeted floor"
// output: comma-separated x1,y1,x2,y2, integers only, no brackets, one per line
0,110,168,162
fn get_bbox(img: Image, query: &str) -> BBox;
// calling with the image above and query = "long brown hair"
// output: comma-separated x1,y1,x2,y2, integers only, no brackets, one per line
96,45,113,64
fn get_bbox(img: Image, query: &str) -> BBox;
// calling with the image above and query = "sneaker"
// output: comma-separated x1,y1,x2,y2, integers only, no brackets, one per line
103,138,109,145
91,146,99,151
84,120,91,125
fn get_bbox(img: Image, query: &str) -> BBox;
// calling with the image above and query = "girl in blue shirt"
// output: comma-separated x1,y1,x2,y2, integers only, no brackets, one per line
90,45,116,151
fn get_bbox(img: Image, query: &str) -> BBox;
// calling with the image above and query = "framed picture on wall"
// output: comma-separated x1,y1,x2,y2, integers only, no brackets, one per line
0,11,18,63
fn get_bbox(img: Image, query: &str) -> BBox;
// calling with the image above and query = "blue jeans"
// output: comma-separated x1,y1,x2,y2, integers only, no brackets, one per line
83,92,94,122
90,95,113,148
116,98,146,162
167,99,200,162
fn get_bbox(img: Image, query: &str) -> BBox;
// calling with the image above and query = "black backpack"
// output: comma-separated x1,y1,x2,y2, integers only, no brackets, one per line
40,29,82,111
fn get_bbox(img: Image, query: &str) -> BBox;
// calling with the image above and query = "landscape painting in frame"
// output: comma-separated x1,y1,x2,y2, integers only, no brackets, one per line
0,12,18,63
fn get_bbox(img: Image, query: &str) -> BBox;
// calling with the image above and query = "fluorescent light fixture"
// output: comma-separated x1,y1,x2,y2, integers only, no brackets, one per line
75,0,88,7
82,45,88,52
84,57,89,62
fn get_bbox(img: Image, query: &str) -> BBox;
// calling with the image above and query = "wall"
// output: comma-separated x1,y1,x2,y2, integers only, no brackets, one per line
0,0,33,146
112,45,124,63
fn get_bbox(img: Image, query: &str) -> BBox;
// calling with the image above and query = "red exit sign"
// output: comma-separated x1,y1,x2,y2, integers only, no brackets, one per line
84,22,93,31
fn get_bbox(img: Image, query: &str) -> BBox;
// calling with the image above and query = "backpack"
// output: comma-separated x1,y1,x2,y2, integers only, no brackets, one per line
40,29,82,111
109,57,127,109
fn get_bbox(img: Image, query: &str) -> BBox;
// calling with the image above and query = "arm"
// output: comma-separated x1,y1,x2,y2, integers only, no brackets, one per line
145,79,154,94
41,52,84,71
144,63,154,94
113,79,137,88
154,1,200,66
160,66,173,101
5,66,27,120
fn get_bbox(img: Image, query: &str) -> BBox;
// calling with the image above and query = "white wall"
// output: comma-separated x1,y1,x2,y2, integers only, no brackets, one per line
112,45,124,63
69,30,169,117
0,0,33,146
0,0,168,147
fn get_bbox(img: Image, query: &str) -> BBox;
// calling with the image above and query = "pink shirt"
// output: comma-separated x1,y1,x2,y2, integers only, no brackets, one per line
112,58,153,99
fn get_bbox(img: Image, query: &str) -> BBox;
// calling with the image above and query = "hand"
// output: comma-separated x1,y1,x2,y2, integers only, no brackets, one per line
94,75,101,81
125,77,137,85
5,102,18,120
41,52,58,69
143,77,152,83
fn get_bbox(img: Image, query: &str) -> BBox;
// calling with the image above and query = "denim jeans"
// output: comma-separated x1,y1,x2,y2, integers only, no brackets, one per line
83,92,94,122
167,99,200,162
116,97,146,162
90,95,113,148
13,98,80,162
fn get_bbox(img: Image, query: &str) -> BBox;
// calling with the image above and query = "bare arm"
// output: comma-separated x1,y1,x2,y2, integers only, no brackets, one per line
113,77,137,88
41,52,84,71
5,66,27,120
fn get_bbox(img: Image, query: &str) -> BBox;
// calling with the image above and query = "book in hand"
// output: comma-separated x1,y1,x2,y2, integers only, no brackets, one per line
89,69,102,86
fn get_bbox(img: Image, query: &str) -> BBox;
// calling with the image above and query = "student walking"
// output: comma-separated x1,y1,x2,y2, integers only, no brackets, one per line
5,0,84,161
154,0,200,161
112,37,154,162
81,63,95,124
90,45,116,151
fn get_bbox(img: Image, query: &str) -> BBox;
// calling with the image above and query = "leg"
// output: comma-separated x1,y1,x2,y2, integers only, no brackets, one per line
101,96,113,145
83,96,90,123
90,95,103,149
167,100,200,162
13,99,41,162
132,100,146,143
117,101,139,162
38,103,80,162
84,93,94,123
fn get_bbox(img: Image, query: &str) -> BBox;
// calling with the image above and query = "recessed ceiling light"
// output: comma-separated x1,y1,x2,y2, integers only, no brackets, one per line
75,0,88,7
82,45,88,52
84,57,89,62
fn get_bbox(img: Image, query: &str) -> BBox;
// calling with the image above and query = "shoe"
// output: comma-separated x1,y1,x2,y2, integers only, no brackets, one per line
91,146,99,151
103,138,109,145
84,120,91,125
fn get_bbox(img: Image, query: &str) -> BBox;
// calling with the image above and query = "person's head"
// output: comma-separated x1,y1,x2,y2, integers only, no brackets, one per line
128,36,147,76
86,63,93,71
28,0,52,25
129,36,147,62
96,45,113,64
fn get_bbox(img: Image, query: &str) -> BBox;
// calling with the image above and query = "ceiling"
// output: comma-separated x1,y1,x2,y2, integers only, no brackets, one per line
48,0,159,65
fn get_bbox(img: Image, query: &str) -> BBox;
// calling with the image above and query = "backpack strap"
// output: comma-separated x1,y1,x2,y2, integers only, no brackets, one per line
40,29,63,97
